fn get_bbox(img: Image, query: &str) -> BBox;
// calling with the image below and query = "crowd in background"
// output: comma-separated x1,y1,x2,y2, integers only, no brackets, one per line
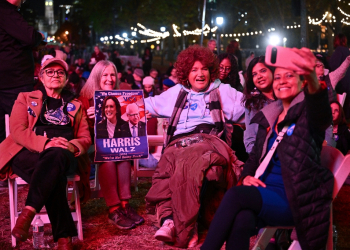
1,1,350,248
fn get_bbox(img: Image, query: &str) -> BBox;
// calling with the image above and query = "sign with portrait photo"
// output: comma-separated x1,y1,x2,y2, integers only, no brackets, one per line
94,90,149,162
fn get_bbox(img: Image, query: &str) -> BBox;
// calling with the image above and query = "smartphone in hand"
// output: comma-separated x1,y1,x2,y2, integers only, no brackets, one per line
265,45,305,72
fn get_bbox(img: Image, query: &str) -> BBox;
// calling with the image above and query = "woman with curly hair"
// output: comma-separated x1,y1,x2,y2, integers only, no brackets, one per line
144,45,245,248
242,56,276,153
217,53,242,92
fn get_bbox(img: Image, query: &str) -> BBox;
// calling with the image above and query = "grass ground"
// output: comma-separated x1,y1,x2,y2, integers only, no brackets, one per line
0,178,349,249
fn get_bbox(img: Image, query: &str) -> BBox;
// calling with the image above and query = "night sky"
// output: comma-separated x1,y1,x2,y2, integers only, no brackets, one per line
25,0,74,16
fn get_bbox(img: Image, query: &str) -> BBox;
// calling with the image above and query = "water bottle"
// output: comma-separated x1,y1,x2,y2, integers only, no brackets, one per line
33,215,45,249
333,225,338,250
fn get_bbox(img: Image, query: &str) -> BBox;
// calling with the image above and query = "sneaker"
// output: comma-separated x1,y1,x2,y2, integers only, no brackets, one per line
108,207,135,230
154,219,175,242
124,204,144,225
187,223,198,248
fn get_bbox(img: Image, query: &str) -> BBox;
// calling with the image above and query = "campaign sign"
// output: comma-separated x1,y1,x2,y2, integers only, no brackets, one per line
94,90,149,162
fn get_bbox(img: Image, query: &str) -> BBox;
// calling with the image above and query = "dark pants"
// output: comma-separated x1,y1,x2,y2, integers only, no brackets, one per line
12,147,78,241
201,186,263,250
0,85,33,142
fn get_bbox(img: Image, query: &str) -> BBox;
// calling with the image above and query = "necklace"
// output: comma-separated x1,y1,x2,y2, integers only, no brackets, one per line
43,98,70,125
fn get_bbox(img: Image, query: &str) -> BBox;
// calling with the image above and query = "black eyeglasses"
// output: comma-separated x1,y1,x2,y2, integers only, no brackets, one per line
219,67,231,73
44,69,66,77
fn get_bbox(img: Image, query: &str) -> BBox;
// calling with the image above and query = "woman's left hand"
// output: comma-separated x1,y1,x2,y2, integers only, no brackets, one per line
145,110,152,120
50,137,78,154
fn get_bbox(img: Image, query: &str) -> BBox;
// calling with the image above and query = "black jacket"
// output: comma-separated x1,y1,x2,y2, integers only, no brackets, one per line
329,46,350,118
242,89,334,250
335,123,350,155
95,119,123,139
0,0,43,89
120,121,146,137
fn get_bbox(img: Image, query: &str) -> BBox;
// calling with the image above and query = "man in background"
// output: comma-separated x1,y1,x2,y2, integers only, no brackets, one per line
0,0,45,143
0,0,45,186
208,39,217,55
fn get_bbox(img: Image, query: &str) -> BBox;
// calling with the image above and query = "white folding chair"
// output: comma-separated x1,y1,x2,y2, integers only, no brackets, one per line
252,146,350,250
5,114,83,247
338,93,346,107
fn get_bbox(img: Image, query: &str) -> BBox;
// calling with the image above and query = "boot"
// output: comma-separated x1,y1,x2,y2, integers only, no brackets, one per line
58,237,73,250
11,208,36,241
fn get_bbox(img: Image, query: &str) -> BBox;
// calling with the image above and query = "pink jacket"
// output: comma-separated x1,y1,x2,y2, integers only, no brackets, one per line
0,90,91,182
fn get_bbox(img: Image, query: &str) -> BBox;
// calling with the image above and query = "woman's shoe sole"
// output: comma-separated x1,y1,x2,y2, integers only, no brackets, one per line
108,218,135,230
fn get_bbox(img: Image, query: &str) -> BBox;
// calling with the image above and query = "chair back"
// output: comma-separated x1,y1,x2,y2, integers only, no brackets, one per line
5,114,10,137
321,145,350,198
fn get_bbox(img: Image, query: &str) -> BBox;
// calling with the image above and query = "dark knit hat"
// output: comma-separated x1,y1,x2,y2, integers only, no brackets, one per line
163,78,176,87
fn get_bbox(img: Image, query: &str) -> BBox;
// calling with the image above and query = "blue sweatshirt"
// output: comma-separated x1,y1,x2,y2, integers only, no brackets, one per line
145,80,245,136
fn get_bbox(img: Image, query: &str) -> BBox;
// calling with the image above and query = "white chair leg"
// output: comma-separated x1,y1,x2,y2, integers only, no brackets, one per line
288,240,302,250
73,181,83,241
327,205,333,250
133,159,139,192
8,178,17,247
94,164,100,190
252,228,277,250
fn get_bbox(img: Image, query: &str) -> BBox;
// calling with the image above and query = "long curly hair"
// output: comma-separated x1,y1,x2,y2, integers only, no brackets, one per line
175,45,218,88
217,53,242,91
242,56,275,112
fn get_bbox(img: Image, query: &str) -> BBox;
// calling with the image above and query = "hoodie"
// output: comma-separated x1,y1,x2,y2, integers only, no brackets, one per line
145,80,244,136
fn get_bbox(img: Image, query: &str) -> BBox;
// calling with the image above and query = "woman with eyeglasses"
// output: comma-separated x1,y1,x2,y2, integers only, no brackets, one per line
242,56,276,153
0,58,91,250
217,53,242,92
217,53,247,161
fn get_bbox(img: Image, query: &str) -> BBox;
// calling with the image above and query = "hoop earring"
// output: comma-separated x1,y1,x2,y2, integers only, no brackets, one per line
250,87,261,96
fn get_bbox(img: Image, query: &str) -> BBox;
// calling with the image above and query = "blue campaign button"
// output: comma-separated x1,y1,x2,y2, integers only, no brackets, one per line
31,101,38,106
67,103,76,112
286,123,296,136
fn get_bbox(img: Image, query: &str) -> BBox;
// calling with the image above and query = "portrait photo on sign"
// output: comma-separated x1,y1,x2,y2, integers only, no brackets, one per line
94,90,149,162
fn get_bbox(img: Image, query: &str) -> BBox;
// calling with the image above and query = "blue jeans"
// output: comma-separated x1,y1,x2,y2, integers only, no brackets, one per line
0,85,33,142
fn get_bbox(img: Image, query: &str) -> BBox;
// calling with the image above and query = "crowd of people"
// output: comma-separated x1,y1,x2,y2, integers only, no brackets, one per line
0,0,349,249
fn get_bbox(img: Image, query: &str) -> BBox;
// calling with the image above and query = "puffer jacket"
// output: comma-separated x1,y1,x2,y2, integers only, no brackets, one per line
146,133,243,248
241,89,334,250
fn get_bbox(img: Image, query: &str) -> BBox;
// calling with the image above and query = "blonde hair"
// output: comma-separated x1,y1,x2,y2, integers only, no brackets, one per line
80,60,119,99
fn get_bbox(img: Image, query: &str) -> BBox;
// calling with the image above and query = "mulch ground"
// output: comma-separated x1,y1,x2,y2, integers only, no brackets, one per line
0,178,349,250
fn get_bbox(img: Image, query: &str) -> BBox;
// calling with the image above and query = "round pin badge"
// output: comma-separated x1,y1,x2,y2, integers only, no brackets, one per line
31,101,38,106
286,123,296,136
67,103,76,112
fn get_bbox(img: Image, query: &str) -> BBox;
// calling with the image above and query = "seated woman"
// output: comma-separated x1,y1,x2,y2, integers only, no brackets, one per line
79,60,144,230
201,48,334,250
144,46,245,248
96,96,123,139
0,58,91,250
242,56,275,154
217,52,242,92
331,100,350,155
217,53,247,161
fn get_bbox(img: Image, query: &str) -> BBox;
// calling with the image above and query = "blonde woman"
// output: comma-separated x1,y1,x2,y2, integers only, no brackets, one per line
79,60,144,230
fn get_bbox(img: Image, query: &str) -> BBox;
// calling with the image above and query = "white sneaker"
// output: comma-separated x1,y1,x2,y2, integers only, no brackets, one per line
154,219,175,242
